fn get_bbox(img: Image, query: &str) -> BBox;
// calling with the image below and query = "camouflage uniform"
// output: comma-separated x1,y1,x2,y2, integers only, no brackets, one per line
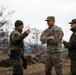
40,25,64,75
63,19,76,75
10,28,28,75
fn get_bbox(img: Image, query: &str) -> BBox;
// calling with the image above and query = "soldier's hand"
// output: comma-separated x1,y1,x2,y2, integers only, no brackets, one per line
41,34,46,40
47,36,54,40
25,29,30,34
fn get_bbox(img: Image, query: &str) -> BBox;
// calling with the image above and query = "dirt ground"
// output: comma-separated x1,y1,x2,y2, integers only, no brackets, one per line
0,60,70,75
0,51,71,75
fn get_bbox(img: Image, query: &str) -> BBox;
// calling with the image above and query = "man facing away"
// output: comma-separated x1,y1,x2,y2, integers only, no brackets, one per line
10,20,30,75
63,19,76,75
40,16,64,75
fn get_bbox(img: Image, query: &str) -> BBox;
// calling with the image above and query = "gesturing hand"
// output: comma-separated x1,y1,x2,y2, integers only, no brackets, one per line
47,36,54,40
25,29,30,34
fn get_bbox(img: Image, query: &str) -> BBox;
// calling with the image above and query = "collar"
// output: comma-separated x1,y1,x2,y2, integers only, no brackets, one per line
70,28,76,32
48,25,55,29
15,28,22,33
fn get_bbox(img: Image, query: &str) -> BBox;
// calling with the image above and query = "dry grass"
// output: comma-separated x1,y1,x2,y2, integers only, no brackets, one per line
0,50,71,75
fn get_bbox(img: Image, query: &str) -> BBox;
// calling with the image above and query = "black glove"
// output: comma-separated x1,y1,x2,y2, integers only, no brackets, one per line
10,50,18,59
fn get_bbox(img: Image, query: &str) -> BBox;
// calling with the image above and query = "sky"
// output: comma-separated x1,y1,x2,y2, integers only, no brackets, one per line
0,0,76,41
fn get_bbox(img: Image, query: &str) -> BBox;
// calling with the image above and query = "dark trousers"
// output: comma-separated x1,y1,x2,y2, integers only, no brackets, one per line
13,65,23,75
11,57,23,75
70,57,76,75
10,50,23,75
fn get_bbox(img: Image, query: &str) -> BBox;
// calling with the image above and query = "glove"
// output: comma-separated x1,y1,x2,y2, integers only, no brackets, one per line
10,50,18,59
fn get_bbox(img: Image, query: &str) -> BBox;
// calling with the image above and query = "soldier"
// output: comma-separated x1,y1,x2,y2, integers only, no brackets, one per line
10,20,30,75
62,19,76,75
40,16,64,75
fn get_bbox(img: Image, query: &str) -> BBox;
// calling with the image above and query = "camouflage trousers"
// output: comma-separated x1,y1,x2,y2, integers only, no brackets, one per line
11,56,23,75
45,52,63,75
70,55,76,75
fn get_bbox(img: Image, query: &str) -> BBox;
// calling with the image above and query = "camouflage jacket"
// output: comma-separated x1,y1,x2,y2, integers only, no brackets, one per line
63,28,76,50
10,28,28,55
40,25,64,53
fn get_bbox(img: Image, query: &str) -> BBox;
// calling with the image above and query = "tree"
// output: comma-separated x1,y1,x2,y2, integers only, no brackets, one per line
24,27,46,54
0,5,14,52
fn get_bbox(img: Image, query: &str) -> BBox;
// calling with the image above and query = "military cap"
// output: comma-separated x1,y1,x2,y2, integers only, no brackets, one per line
45,16,55,21
15,20,23,27
69,19,76,24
